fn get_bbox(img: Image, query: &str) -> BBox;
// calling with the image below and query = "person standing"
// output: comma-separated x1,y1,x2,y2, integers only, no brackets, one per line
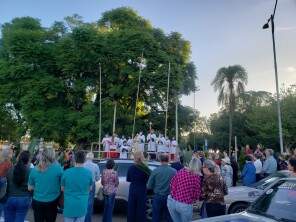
62,151,93,222
4,151,31,222
230,156,239,186
102,134,112,152
147,154,176,222
0,148,13,218
147,130,157,153
127,151,151,222
127,137,133,148
28,148,63,222
245,145,253,155
101,159,119,222
253,154,263,182
157,134,166,153
167,158,202,222
277,154,288,171
83,152,100,222
165,137,171,154
138,132,145,152
262,149,277,177
170,138,177,156
221,158,233,188
201,160,228,218
241,155,256,186
288,157,296,176
119,141,130,159
170,155,184,171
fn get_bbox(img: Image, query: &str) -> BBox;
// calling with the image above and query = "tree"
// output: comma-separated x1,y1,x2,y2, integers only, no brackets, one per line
0,8,198,148
211,65,247,154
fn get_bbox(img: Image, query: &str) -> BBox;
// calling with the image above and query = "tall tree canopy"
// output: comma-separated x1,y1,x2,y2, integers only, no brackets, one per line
0,7,198,147
211,65,248,153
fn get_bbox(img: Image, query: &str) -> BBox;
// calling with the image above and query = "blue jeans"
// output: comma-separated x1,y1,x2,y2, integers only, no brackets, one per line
102,193,115,222
64,216,85,222
4,196,31,222
167,195,193,222
84,184,95,222
152,194,172,222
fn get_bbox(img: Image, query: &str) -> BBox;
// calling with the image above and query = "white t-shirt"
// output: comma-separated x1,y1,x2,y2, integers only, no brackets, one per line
254,159,263,174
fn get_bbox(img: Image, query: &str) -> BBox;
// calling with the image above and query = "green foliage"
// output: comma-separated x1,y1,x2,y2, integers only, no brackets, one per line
198,87,296,153
0,9,198,147
211,65,248,151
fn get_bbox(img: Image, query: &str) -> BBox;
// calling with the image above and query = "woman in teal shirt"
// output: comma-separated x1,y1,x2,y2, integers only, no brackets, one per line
61,151,93,222
28,148,63,222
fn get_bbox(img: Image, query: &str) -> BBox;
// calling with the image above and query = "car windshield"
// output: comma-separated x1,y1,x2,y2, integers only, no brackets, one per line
250,173,286,190
248,180,296,222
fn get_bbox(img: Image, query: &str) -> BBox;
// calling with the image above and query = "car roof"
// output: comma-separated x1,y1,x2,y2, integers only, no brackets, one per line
278,177,296,182
277,170,293,177
98,159,161,165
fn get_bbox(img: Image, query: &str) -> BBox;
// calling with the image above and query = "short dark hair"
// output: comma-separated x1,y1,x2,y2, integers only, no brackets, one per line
75,151,86,164
289,157,296,172
159,154,169,163
106,159,115,169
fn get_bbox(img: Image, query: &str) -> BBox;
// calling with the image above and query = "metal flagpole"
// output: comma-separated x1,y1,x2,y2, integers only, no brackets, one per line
165,62,171,138
98,63,102,151
175,98,178,144
132,51,144,139
193,91,196,149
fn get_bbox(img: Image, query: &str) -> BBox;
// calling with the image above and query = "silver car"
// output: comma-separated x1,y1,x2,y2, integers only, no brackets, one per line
94,159,160,219
225,170,292,214
195,177,296,222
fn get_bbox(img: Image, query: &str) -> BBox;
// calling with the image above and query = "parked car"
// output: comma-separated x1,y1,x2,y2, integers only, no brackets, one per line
195,177,296,222
94,159,160,220
225,170,292,214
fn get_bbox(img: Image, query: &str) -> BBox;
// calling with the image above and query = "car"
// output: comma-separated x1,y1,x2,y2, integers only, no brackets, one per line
94,159,160,220
195,177,296,222
225,170,292,214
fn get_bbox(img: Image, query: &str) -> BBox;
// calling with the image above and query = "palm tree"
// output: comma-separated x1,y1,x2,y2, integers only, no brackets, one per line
211,65,248,154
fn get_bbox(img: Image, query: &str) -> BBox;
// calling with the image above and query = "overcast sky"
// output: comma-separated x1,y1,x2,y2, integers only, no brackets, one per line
1,0,296,116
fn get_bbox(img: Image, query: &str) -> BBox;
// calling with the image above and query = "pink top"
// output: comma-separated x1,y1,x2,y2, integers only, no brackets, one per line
170,168,201,204
101,169,119,195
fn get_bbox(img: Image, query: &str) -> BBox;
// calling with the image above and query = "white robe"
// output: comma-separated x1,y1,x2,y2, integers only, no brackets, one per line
138,134,145,152
147,133,157,152
127,139,133,147
102,137,112,151
171,140,177,154
120,145,129,159
165,139,171,153
157,137,166,153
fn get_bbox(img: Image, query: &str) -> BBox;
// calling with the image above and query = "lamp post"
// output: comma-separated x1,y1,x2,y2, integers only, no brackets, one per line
165,62,171,138
263,0,284,154
128,52,146,139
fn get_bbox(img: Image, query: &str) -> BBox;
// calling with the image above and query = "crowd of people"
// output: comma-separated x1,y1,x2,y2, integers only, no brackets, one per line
0,144,294,222
101,130,178,159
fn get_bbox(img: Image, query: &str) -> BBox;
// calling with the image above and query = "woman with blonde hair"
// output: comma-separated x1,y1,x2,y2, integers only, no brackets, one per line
167,158,202,222
126,151,151,222
28,148,63,222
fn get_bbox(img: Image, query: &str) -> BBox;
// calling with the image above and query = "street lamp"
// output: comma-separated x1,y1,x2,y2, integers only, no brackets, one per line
128,52,147,139
262,0,284,154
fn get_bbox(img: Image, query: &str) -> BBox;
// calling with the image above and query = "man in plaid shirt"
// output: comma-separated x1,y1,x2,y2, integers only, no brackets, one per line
167,158,202,222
